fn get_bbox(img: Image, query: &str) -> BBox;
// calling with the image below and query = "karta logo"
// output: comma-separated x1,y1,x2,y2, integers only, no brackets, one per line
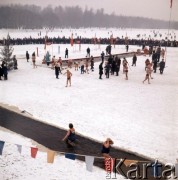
105,158,178,179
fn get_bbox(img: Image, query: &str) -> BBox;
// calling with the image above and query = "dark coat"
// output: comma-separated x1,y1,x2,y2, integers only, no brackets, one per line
0,67,3,76
99,63,103,75
55,66,60,75
26,52,30,60
3,66,8,75
159,61,165,70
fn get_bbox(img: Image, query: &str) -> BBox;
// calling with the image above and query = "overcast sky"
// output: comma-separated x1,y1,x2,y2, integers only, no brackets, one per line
0,0,177,21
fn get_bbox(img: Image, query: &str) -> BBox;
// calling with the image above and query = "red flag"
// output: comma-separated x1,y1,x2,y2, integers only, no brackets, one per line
31,147,38,158
170,0,173,8
70,33,74,46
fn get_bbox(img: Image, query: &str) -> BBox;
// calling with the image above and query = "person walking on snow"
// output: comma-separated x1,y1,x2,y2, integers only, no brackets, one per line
132,53,137,66
143,69,151,84
99,62,103,79
86,47,90,57
32,52,37,68
26,51,30,62
159,59,165,74
63,69,72,87
65,48,68,58
54,63,61,79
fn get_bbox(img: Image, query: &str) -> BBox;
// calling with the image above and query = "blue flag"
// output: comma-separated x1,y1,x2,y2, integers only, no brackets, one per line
0,141,5,155
65,153,76,160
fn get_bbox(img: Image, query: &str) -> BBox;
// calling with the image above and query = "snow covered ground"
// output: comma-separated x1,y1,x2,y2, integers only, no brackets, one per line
0,127,114,180
0,28,178,179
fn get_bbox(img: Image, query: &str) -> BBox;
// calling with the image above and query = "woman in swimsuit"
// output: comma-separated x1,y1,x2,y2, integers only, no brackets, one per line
101,138,114,158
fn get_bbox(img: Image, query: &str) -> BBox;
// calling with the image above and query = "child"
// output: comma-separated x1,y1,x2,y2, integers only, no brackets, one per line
63,69,72,87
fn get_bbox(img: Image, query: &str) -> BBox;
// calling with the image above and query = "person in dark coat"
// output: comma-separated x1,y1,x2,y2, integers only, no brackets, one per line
101,51,105,63
3,64,8,80
153,59,158,73
159,59,165,74
99,62,103,79
152,51,157,63
156,46,161,62
108,45,112,55
105,63,110,78
132,53,137,66
115,56,121,76
126,44,129,52
54,63,60,79
13,55,18,70
86,47,90,57
90,56,94,71
0,66,3,80
65,48,68,58
26,51,30,62
111,59,116,75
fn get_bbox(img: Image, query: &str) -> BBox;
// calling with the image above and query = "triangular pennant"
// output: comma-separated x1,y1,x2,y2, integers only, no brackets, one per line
124,159,138,167
16,144,22,154
65,153,76,160
0,141,5,155
31,147,38,158
47,150,55,163
85,156,94,172
104,158,114,173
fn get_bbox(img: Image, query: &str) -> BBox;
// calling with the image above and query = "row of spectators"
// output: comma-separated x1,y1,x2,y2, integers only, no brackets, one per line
0,37,177,47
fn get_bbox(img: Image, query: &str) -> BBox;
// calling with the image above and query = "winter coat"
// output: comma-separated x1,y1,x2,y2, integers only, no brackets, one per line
55,66,60,76
26,52,29,60
0,67,3,76
159,61,165,70
99,63,103,75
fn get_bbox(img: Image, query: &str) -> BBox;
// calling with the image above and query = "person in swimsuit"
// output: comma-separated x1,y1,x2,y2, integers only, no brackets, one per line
101,138,114,158
62,123,76,147
63,69,72,87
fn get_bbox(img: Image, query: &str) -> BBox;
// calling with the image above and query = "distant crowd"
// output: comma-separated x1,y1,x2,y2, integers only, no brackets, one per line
0,36,177,47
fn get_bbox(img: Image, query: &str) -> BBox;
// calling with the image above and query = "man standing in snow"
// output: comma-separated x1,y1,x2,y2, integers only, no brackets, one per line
99,62,103,79
126,44,129,52
26,51,29,62
132,53,137,66
101,51,105,63
105,62,110,78
86,47,90,57
54,63,60,79
65,48,68,58
32,52,37,68
90,56,94,71
159,59,165,74
80,60,85,74
13,55,18,70
63,69,72,87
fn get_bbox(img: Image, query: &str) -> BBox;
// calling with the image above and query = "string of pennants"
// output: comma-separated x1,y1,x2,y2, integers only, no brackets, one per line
1,140,178,176
0,140,143,171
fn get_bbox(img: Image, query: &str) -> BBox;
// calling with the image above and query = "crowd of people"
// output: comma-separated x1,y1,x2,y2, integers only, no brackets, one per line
1,43,166,86
0,36,177,47
0,55,18,80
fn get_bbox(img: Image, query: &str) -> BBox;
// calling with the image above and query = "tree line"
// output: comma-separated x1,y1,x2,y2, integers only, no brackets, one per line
0,4,177,29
